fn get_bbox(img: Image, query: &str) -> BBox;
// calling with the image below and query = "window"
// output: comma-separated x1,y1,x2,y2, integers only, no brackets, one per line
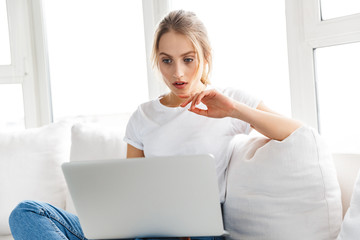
0,0,25,130
0,0,11,65
320,0,360,20
286,0,360,155
315,42,360,153
170,0,292,116
42,0,148,123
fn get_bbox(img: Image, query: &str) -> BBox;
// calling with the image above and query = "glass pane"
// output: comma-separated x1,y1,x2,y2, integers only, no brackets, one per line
321,0,360,20
0,0,11,65
315,42,360,154
43,0,148,123
170,0,291,117
0,84,25,130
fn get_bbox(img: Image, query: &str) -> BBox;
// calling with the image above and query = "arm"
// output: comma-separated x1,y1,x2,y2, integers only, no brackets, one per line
233,100,302,141
180,89,302,141
126,144,145,158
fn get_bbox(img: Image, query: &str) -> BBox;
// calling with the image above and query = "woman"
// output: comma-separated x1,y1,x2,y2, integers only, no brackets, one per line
9,10,301,240
125,9,302,202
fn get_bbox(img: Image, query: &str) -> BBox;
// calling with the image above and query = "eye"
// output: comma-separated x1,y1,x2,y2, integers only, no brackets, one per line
162,58,172,64
184,58,193,63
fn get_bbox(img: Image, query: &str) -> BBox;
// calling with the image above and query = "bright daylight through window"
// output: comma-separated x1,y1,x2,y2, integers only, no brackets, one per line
315,42,360,154
42,0,148,124
0,84,25,129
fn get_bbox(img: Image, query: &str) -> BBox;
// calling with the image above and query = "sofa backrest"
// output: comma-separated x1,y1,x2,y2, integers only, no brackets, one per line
1,122,359,240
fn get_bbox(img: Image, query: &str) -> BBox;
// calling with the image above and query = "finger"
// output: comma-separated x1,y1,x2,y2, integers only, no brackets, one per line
189,107,208,117
190,91,208,110
190,92,202,110
195,90,209,105
180,94,195,107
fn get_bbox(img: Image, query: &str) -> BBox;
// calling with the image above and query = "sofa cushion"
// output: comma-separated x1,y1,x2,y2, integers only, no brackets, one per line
65,123,127,214
0,122,71,236
223,126,342,240
337,167,360,239
70,122,127,161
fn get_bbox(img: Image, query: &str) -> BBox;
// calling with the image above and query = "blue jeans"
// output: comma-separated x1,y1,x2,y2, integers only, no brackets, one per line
9,200,224,240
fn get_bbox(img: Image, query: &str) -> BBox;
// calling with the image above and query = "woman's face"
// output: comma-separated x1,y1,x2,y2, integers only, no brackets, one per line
158,31,204,97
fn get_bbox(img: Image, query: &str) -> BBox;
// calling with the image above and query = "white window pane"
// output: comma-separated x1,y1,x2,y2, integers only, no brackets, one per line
170,0,291,116
0,84,25,130
321,0,360,20
315,42,360,154
0,0,11,65
43,0,148,123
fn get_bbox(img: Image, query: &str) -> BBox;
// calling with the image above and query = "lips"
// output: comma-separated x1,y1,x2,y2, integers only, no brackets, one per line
173,81,188,89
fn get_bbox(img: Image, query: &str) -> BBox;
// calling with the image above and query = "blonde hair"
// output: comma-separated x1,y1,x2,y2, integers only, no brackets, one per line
151,10,212,85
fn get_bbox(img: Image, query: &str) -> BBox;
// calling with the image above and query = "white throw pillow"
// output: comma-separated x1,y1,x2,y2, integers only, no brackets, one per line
337,168,360,240
0,122,71,235
223,126,342,240
65,123,127,214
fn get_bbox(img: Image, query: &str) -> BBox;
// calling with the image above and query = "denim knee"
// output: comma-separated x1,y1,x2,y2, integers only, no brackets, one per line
9,200,42,230
9,200,86,240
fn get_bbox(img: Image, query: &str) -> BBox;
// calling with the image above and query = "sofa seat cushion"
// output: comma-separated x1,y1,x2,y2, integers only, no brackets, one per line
0,122,71,236
223,126,342,240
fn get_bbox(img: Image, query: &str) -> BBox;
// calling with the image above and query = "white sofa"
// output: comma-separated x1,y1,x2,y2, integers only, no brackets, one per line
1,121,359,240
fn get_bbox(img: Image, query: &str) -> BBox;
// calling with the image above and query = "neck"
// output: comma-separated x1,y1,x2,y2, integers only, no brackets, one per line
163,93,186,107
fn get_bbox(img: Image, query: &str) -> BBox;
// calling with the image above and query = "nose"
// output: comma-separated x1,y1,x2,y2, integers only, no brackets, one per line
173,61,184,79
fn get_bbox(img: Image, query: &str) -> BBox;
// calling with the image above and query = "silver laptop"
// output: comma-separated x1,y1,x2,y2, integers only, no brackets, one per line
61,154,225,239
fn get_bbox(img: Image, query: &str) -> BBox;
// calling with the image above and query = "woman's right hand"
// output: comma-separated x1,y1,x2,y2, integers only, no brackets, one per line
179,89,235,119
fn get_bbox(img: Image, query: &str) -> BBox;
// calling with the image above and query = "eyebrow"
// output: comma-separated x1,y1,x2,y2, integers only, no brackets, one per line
159,51,196,57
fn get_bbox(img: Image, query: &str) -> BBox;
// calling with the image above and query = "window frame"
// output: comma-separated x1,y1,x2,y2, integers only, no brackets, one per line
142,0,169,100
285,0,360,130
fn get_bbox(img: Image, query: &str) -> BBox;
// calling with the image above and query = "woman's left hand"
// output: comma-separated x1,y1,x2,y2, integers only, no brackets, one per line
180,89,235,118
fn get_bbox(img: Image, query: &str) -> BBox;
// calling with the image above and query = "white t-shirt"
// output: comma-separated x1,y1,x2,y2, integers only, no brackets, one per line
124,86,261,203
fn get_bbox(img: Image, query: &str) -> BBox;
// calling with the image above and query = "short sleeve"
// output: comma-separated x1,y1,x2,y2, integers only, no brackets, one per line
222,87,261,135
123,107,144,150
